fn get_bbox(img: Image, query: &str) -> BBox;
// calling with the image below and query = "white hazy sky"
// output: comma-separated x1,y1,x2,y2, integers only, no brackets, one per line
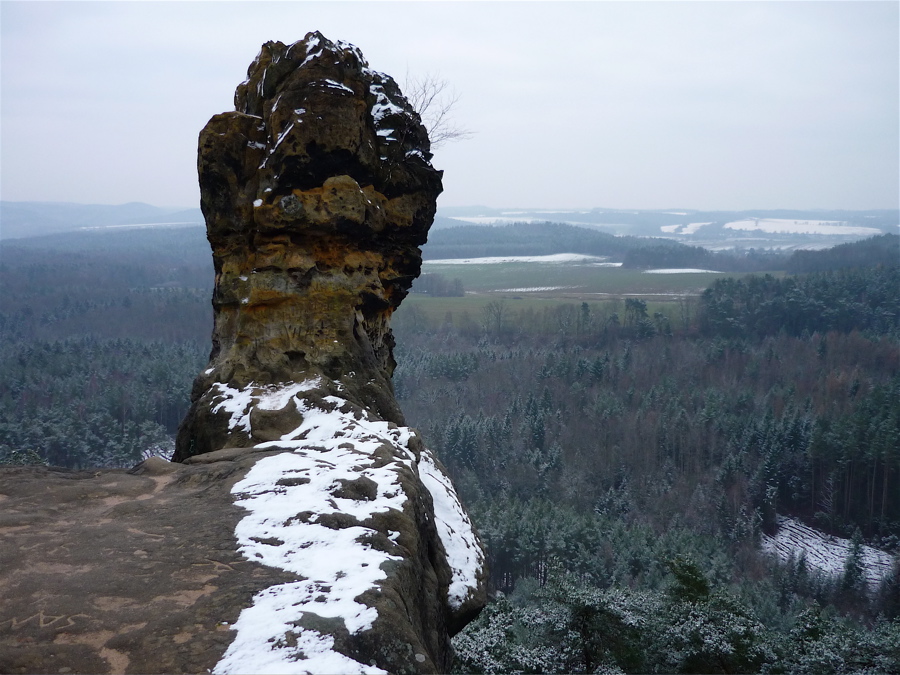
1,1,898,211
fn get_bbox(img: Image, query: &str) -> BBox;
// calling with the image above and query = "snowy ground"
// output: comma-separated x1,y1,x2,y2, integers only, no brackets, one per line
77,221,203,231
643,268,722,274
660,222,713,235
447,216,592,226
761,516,895,593
494,286,578,292
424,254,618,265
209,379,483,674
724,218,882,236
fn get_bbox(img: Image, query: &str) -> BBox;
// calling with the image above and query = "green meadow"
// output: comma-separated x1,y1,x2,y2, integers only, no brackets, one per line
421,261,731,295
399,262,779,328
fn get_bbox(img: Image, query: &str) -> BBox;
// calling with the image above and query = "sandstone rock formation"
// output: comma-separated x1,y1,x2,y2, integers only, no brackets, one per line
179,32,484,672
174,32,442,457
1,33,485,674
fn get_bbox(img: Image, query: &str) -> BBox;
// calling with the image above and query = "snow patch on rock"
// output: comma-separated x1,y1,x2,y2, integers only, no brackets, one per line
418,451,485,609
209,379,321,434
210,380,482,673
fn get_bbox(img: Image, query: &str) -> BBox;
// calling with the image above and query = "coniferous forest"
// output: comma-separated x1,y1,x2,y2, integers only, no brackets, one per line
1,227,899,673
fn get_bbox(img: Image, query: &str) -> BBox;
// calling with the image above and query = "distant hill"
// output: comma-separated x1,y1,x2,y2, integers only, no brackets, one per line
431,215,470,231
0,201,203,239
0,226,214,344
4,223,210,259
787,233,900,273
5,201,894,246
423,223,900,275
435,206,899,246
422,221,682,261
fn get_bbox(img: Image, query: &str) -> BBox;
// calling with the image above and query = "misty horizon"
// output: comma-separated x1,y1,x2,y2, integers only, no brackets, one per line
1,2,897,212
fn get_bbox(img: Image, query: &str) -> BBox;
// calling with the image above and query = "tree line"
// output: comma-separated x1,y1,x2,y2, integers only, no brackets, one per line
389,257,899,671
422,222,683,261
699,265,900,339
424,225,898,274
0,338,206,468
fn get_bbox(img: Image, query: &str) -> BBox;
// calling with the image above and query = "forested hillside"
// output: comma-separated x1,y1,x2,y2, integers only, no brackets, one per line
422,222,670,260
788,233,900,273
422,222,899,274
391,266,899,672
0,201,203,239
700,265,900,338
0,338,205,467
0,228,212,467
0,228,212,342
1,227,899,672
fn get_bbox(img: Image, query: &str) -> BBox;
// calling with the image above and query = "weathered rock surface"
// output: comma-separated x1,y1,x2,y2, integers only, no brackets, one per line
0,457,297,674
174,31,443,457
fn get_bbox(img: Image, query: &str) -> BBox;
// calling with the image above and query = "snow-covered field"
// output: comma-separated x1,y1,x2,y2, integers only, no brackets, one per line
77,221,202,231
761,516,895,593
209,379,483,673
448,216,561,225
724,219,882,236
447,216,598,227
500,210,590,215
643,268,722,274
425,254,619,265
494,286,577,292
660,222,713,235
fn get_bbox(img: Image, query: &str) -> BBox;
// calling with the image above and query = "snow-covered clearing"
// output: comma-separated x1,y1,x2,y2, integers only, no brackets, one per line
494,286,577,292
660,222,713,235
211,380,483,673
643,268,722,274
447,216,596,227
425,253,616,265
77,221,202,231
724,219,882,236
761,516,895,593
500,210,590,215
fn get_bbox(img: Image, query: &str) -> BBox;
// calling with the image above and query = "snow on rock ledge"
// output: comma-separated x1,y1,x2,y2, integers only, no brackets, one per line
418,451,484,611
193,380,485,673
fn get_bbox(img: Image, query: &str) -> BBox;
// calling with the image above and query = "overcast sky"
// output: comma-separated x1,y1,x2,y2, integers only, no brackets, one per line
1,1,897,211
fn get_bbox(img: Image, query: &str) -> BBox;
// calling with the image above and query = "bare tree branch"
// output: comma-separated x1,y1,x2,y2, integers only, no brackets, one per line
404,72,474,149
